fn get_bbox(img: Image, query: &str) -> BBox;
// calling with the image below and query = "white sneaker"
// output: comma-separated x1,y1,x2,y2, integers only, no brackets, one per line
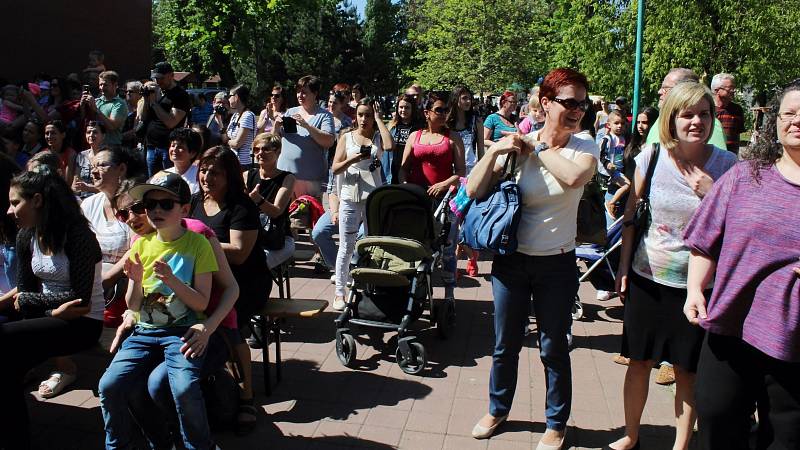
330,274,336,284
596,290,612,301
332,296,346,311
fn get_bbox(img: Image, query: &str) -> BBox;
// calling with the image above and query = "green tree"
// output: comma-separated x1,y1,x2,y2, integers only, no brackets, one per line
404,0,550,94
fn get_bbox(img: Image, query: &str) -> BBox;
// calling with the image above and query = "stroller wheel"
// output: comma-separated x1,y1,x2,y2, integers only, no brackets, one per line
396,341,426,375
336,332,357,368
572,296,584,321
436,298,456,339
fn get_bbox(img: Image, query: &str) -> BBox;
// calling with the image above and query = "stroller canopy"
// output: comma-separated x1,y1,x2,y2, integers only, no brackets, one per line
364,184,435,247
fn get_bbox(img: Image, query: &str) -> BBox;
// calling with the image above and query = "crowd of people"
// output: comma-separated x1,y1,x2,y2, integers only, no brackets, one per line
0,51,798,450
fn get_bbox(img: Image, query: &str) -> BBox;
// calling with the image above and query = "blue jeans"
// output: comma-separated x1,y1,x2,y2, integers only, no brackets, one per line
489,251,578,431
99,326,212,450
128,330,232,449
146,146,173,177
0,243,16,294
312,211,338,269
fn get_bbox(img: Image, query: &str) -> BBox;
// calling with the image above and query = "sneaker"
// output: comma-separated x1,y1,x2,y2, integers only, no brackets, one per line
466,254,479,277
332,296,346,311
314,260,332,274
330,274,336,284
596,290,612,301
655,364,676,385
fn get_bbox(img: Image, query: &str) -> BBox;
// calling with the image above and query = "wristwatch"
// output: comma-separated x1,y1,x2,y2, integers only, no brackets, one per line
534,142,549,156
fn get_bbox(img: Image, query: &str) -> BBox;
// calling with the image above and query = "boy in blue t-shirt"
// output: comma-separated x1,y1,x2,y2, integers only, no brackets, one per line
98,172,219,450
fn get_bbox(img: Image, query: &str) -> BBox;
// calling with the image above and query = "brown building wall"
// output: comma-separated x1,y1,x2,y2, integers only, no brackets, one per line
2,0,152,83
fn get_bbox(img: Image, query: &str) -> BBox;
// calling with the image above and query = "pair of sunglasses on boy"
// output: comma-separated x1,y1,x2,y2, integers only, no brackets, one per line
115,198,179,222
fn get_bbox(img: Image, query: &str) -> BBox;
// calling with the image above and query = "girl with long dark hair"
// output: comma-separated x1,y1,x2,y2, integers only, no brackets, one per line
0,169,103,449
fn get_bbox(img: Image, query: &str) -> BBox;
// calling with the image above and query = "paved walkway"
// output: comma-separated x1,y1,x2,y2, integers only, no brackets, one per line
26,244,683,449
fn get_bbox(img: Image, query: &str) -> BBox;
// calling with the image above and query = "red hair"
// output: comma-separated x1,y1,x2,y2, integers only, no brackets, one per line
539,68,589,101
499,90,516,106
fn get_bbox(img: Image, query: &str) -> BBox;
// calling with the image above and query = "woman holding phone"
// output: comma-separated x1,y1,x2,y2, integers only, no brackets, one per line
330,99,392,311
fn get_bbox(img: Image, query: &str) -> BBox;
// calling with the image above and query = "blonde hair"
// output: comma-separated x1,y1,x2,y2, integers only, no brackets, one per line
527,88,541,110
658,81,716,150
252,132,281,152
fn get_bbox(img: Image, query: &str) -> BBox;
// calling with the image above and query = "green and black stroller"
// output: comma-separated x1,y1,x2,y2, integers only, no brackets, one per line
334,184,455,374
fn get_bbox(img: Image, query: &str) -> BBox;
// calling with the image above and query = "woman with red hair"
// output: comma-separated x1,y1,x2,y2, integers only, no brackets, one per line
466,68,599,449
482,91,518,149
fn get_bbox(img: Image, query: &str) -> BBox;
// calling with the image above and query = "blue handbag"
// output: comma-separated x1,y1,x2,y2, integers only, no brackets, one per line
460,152,522,255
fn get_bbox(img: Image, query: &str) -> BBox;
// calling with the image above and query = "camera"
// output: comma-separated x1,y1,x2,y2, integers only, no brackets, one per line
82,84,91,94
368,157,382,172
359,145,372,156
214,105,227,115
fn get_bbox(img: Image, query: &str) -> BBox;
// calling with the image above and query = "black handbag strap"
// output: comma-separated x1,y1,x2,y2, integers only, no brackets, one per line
641,143,660,202
502,152,517,181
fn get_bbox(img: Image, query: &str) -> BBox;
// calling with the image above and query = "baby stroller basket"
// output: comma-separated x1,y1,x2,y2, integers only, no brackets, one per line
351,236,431,287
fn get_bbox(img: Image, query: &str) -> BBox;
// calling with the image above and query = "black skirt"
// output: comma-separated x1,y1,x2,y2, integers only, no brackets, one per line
621,271,706,372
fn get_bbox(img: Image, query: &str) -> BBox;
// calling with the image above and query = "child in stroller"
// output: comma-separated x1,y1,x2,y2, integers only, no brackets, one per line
334,184,455,374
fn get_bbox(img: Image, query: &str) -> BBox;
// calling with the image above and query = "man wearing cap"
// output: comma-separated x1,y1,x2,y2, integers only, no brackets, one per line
142,62,191,176
81,70,128,146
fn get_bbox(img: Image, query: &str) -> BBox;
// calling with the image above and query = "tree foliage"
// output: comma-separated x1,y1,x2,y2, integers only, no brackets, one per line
153,0,800,104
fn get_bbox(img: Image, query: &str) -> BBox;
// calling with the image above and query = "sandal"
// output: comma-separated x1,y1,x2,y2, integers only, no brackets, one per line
38,371,77,399
236,397,258,435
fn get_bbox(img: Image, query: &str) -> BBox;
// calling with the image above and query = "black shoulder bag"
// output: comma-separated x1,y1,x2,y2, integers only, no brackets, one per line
625,143,660,247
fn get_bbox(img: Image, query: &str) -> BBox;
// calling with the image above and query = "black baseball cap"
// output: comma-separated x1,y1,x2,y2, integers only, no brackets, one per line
151,62,174,79
129,171,191,204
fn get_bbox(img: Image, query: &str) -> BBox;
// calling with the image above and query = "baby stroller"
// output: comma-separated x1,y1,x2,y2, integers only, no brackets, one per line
573,216,624,320
334,184,454,374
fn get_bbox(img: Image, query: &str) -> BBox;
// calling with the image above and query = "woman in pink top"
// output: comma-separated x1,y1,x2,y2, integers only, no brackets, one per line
400,92,466,300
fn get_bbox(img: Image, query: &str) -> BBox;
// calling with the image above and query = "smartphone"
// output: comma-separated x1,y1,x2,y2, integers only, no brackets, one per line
359,145,371,156
282,116,297,134
82,84,91,94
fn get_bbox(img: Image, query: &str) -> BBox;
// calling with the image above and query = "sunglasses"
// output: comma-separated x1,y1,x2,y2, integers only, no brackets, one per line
270,93,282,98
253,145,277,153
428,107,449,115
142,198,178,212
551,97,591,112
115,202,146,221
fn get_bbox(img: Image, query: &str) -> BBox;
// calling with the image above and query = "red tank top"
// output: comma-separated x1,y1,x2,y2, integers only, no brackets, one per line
406,131,453,187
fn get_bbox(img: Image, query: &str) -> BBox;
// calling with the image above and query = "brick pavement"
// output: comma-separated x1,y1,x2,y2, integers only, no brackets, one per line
25,250,685,449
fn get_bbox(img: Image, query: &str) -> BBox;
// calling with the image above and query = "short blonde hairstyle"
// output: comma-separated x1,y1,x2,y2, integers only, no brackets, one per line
658,81,716,150
527,87,541,110
252,132,281,152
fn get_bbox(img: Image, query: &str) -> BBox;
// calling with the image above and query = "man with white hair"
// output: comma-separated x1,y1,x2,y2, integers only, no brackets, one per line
712,73,746,154
646,68,727,149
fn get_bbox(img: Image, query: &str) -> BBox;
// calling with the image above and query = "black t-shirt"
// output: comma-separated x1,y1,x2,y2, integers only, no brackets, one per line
146,85,191,148
189,192,267,285
245,169,292,238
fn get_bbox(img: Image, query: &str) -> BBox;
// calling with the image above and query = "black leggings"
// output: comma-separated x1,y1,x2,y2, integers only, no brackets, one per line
695,332,800,450
0,316,103,450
